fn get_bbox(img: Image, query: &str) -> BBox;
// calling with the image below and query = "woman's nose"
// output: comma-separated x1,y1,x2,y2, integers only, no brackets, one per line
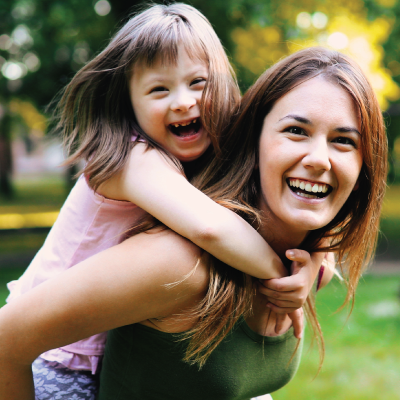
301,138,331,171
170,88,197,112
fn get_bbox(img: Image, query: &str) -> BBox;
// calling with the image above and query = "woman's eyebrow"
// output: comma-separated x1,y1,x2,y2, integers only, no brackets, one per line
335,126,361,136
279,114,312,125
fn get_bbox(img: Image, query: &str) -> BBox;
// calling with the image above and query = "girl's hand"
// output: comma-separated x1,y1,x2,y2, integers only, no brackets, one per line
258,249,325,338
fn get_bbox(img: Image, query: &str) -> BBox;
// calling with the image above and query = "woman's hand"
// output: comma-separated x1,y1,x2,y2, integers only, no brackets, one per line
257,249,325,338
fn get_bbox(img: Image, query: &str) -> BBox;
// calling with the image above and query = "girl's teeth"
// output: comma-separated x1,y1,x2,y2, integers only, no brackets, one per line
305,183,312,191
299,181,305,190
172,119,196,128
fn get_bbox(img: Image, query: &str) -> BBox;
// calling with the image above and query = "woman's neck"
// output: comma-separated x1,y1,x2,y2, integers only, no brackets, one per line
258,218,308,261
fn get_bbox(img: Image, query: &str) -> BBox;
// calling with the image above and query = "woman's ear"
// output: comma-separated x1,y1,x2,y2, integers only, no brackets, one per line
353,179,359,191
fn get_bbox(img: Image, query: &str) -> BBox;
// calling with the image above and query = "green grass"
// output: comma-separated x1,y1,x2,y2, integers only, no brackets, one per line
0,267,25,306
0,177,68,214
273,275,400,399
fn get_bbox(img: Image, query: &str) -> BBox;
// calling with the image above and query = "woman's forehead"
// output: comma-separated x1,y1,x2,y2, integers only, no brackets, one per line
267,76,360,129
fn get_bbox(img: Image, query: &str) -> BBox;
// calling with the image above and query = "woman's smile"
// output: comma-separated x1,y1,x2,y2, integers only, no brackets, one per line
287,178,331,199
258,76,363,240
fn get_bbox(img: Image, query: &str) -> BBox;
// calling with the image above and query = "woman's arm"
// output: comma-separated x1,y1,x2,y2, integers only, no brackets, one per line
98,144,286,280
0,230,208,400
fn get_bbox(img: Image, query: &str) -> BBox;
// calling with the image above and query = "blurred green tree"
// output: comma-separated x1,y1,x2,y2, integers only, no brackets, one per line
0,0,144,197
1,0,400,198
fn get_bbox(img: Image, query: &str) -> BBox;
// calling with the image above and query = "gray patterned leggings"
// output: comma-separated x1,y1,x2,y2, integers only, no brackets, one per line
32,357,273,400
32,358,99,400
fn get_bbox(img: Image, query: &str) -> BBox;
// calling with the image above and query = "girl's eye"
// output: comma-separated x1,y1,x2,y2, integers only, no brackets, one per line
286,126,305,135
333,137,356,147
191,78,206,86
150,86,168,93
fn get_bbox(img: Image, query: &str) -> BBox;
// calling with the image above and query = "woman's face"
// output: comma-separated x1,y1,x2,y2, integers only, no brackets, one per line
258,76,363,237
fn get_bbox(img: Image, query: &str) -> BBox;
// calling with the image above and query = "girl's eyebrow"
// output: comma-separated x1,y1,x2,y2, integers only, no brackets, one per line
279,114,360,135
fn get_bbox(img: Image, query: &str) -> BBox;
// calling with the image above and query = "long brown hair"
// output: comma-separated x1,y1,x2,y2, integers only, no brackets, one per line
183,47,387,367
54,2,240,190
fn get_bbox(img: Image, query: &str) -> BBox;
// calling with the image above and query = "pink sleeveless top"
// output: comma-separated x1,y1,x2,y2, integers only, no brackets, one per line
7,174,146,373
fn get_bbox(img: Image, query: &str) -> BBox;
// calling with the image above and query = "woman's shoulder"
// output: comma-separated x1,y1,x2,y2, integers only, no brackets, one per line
119,228,210,296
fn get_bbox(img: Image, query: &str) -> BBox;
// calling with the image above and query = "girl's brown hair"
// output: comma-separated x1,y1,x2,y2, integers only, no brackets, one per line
55,2,240,189
182,47,387,367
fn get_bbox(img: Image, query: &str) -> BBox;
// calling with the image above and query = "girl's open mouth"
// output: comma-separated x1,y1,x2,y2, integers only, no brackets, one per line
287,178,332,199
169,118,201,137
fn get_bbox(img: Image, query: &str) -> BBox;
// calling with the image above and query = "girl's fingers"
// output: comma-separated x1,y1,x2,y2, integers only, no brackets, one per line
288,309,304,339
260,275,307,293
274,313,287,334
286,248,311,264
267,302,299,315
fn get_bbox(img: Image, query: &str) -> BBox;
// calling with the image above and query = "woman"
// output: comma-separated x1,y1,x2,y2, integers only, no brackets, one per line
0,47,386,399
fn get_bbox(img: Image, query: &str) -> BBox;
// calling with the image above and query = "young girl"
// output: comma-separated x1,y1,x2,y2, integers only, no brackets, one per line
6,3,324,399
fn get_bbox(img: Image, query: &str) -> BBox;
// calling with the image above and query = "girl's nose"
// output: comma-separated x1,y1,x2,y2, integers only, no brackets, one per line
170,89,197,112
301,138,331,171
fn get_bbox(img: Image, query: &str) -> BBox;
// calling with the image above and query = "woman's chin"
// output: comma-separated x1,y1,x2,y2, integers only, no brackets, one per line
282,212,332,233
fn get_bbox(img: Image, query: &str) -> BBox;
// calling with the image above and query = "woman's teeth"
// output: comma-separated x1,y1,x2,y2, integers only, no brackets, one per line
296,192,318,199
289,179,328,194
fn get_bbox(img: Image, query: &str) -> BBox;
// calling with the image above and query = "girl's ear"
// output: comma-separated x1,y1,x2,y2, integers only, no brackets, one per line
353,179,359,191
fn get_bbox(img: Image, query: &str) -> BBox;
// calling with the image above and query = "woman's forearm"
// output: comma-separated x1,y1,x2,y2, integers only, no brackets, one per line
0,299,36,399
0,230,208,397
0,362,34,400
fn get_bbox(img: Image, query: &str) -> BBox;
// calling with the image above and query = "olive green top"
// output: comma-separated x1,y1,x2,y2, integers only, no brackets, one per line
98,318,302,400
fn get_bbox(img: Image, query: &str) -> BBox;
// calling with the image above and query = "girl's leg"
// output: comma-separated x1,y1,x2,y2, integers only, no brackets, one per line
32,357,99,400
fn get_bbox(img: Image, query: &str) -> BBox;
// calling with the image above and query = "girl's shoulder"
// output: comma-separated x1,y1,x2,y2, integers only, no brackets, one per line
97,143,183,201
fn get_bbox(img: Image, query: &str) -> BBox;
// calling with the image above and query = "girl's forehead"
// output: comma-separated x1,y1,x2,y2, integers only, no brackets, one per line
131,45,208,75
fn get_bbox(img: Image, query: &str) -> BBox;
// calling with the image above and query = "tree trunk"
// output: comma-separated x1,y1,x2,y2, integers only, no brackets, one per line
0,106,13,199
65,163,79,193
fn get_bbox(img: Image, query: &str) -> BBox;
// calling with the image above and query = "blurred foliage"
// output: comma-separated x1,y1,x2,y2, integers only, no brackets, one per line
229,0,400,110
1,0,400,193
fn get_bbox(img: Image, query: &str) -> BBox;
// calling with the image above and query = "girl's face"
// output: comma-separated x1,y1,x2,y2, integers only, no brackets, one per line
129,46,210,162
257,76,363,240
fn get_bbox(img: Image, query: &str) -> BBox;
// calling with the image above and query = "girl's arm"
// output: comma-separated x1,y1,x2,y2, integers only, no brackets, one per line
0,230,209,399
98,144,285,279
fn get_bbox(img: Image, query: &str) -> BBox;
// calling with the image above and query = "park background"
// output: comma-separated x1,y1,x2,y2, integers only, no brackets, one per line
0,0,399,398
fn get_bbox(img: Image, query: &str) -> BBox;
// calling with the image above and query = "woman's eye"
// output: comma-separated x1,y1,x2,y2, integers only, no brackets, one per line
287,126,305,135
334,137,356,146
